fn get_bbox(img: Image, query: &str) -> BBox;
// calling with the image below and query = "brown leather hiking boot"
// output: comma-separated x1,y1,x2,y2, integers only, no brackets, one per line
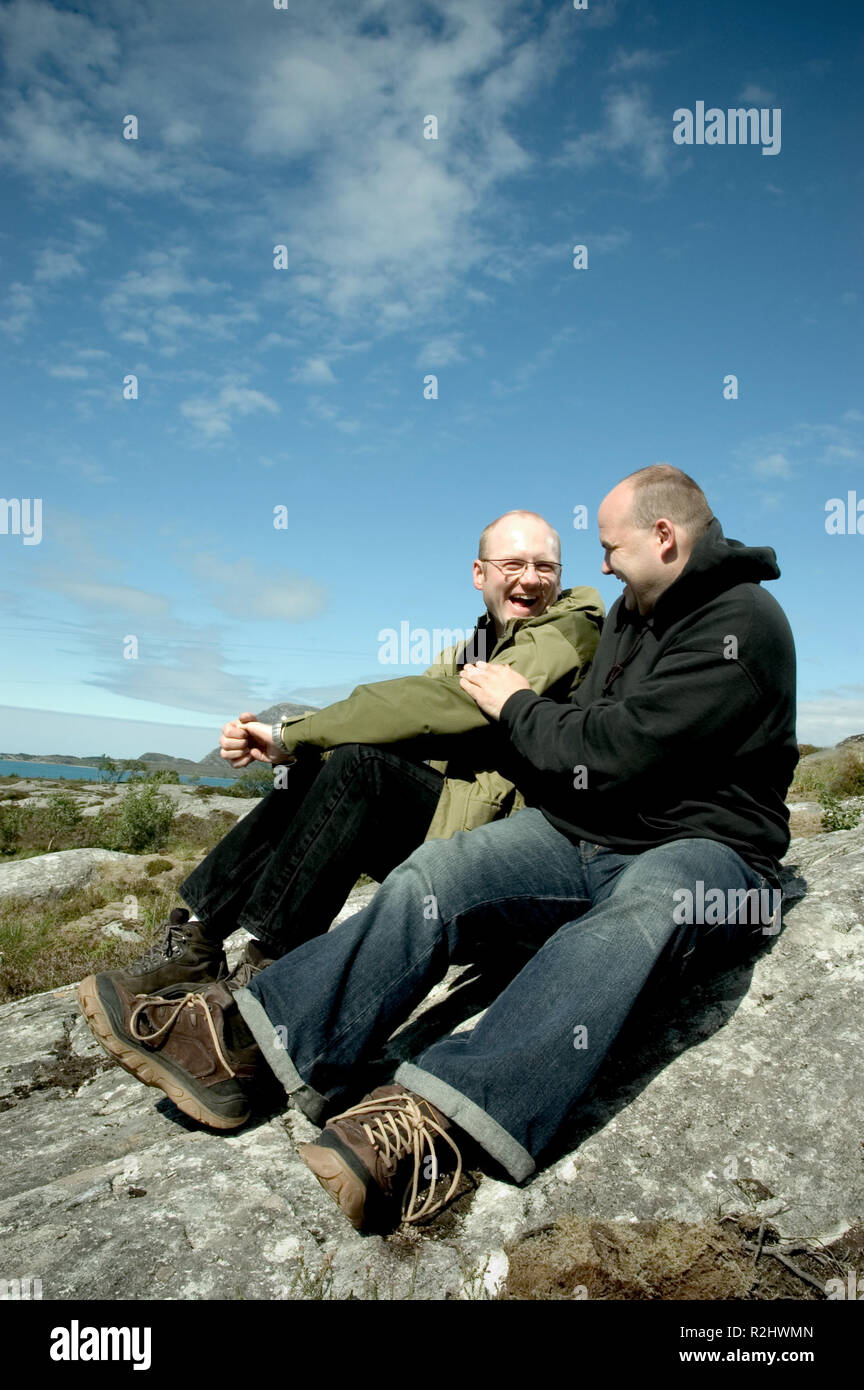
103,908,229,995
299,1084,463,1233
226,939,280,992
76,973,260,1130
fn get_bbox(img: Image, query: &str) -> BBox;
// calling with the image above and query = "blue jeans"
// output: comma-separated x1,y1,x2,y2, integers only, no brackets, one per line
235,808,773,1182
179,744,443,954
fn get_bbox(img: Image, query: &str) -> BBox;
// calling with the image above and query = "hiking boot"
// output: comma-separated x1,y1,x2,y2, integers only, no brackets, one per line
299,1084,463,1233
103,907,228,995
76,973,260,1130
226,938,281,992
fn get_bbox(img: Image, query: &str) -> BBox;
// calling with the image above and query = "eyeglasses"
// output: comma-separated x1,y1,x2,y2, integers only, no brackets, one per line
482,558,562,581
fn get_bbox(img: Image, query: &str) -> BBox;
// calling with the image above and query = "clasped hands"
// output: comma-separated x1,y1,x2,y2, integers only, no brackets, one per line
219,713,293,768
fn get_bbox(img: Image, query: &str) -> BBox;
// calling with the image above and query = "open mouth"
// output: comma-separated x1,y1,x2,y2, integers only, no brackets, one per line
508,595,539,612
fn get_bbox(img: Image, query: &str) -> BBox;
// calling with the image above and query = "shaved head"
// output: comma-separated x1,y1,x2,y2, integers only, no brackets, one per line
620,464,713,538
478,510,561,560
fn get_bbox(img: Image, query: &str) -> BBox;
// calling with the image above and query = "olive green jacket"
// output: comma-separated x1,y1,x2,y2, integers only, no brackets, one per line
277,587,604,842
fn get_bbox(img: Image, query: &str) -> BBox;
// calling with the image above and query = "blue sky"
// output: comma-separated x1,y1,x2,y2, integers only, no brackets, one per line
0,0,861,759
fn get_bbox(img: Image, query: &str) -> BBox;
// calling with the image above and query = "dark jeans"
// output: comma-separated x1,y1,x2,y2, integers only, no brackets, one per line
179,744,444,954
235,808,774,1180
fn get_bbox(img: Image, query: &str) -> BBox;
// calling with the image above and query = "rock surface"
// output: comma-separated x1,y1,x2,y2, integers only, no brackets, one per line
1,780,257,823
0,849,143,903
0,828,861,1300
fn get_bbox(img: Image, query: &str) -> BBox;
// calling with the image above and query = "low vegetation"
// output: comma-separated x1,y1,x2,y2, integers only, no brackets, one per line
0,774,259,1000
790,745,864,833
0,874,187,1003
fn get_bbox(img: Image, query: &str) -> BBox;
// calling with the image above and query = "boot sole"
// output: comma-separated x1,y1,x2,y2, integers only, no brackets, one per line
77,975,249,1132
299,1141,371,1230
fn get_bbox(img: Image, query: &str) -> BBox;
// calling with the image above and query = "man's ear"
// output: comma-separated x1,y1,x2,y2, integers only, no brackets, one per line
472,559,485,593
656,519,677,561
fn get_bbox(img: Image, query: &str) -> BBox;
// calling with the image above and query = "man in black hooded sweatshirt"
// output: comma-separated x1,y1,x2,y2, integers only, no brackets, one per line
87,465,798,1235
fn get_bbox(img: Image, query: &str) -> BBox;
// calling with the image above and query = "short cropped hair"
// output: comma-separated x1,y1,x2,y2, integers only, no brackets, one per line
623,464,713,536
478,510,561,560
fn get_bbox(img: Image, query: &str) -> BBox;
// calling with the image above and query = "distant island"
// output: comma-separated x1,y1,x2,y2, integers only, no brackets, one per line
0,701,317,779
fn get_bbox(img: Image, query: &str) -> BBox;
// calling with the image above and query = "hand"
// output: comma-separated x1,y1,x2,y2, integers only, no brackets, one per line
459,662,531,720
219,713,282,767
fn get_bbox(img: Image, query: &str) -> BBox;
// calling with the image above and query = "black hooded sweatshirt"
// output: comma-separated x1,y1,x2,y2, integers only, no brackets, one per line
497,519,798,886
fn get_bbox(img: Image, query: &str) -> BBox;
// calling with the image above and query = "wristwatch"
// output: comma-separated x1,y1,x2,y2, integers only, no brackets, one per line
271,722,289,755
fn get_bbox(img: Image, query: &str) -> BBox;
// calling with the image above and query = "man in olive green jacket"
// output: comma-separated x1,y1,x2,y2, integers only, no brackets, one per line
94,511,603,996
271,584,603,841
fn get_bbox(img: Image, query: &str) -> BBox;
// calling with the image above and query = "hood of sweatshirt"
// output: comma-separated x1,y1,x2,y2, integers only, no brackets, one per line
621,518,781,635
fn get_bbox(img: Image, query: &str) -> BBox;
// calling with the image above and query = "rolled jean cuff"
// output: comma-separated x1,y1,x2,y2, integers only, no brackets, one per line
233,987,329,1126
395,1062,535,1183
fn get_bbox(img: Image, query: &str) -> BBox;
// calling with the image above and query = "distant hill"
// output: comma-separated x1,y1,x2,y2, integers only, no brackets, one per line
0,701,318,779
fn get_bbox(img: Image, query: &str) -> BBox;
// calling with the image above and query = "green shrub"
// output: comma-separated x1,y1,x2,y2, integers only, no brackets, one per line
223,771,273,798
0,806,22,855
792,747,864,800
120,759,148,774
96,754,125,784
817,788,862,833
144,857,174,876
43,791,83,850
829,750,864,799
141,768,181,785
169,811,237,854
107,784,176,853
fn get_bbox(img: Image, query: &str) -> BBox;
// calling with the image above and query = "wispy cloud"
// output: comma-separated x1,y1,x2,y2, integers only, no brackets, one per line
289,357,336,385
101,247,258,355
180,379,280,439
186,553,328,622
0,282,36,338
557,86,673,182
797,688,864,747
415,335,468,368
608,48,669,75
736,416,864,482
738,83,777,104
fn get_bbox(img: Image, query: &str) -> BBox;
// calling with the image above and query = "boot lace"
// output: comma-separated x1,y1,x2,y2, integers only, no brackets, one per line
129,992,237,1077
328,1093,463,1224
129,924,190,973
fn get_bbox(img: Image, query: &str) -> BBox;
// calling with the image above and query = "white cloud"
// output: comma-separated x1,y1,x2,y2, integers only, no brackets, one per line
582,0,623,29
180,381,280,439
290,357,336,385
797,690,864,748
415,335,467,367
558,86,672,182
186,553,328,622
0,281,36,337
48,363,89,379
736,416,864,481
85,638,276,718
589,229,632,254
608,48,667,74
0,0,612,346
61,581,172,617
33,250,85,282
738,84,777,104
100,247,258,352
754,452,792,478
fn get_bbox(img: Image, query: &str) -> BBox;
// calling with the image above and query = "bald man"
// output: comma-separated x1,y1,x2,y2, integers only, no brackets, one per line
81,511,603,1002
